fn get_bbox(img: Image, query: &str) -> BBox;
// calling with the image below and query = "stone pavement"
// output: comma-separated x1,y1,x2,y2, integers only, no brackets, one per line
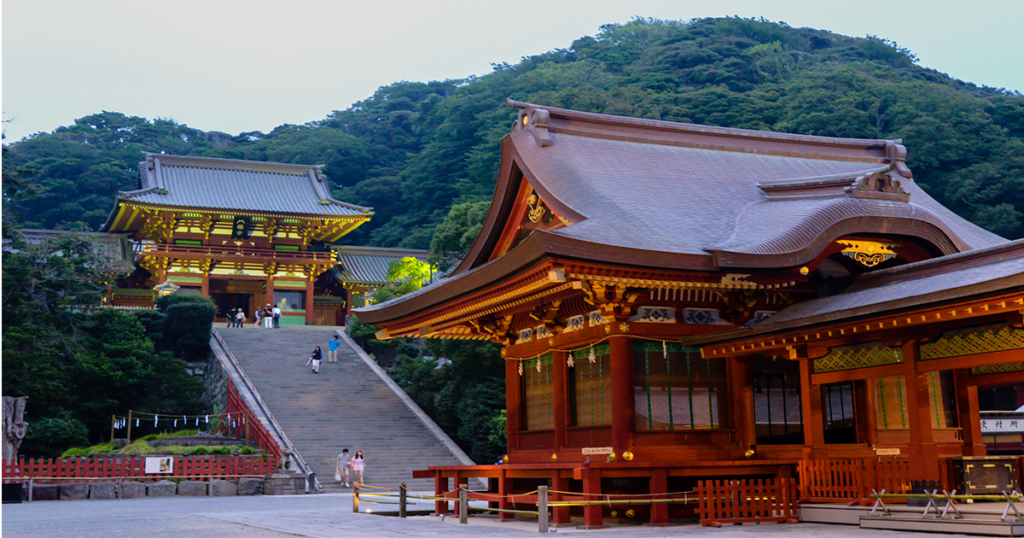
1,493,973,538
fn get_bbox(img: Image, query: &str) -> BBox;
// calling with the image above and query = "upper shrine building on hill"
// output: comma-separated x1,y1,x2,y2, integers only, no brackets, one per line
356,100,1024,526
102,154,426,325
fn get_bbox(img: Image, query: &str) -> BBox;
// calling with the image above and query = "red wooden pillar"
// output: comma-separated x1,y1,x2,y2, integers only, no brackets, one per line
582,467,603,528
955,369,986,456
649,468,669,525
505,358,520,456
728,356,755,451
200,273,210,297
799,356,826,459
903,341,940,482
304,278,315,325
609,336,634,457
434,471,449,515
552,473,570,525
265,276,275,311
498,469,514,521
553,350,568,451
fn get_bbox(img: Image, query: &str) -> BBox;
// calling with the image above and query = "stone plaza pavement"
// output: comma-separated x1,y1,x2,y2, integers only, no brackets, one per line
2,492,972,538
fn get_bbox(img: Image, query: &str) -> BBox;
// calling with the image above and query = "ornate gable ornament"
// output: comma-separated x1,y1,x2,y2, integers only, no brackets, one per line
843,171,910,202
507,99,552,147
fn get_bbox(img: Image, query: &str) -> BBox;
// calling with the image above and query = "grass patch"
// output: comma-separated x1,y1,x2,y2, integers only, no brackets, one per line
119,441,156,455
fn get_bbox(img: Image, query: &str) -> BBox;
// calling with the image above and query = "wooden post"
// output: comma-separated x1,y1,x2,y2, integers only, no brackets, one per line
903,341,940,483
955,369,985,457
454,476,468,516
538,485,549,533
435,472,449,515
552,474,570,525
552,350,568,451
304,278,315,325
459,484,468,524
582,467,603,528
200,273,210,296
126,410,133,444
265,276,274,314
352,483,360,512
110,415,116,443
650,468,669,525
609,336,634,457
728,356,755,450
399,482,407,518
799,356,826,459
498,469,513,521
505,359,520,456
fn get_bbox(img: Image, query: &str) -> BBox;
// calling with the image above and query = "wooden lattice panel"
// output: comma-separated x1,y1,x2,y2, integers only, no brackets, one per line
971,362,1024,376
921,324,1024,360
814,341,904,374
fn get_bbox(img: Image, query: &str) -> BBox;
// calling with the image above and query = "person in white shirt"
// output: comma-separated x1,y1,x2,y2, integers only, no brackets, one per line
273,305,282,328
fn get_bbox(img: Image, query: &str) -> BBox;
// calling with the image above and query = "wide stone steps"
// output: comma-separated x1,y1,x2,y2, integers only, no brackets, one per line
216,328,468,491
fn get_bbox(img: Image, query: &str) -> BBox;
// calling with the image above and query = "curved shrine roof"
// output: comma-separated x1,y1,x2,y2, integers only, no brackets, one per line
102,154,370,231
355,101,1007,324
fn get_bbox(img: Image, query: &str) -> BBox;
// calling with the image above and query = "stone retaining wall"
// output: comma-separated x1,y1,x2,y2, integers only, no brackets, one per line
20,478,265,501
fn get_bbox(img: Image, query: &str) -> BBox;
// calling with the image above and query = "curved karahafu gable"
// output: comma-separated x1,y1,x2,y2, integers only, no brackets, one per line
356,101,1006,328
456,100,1004,275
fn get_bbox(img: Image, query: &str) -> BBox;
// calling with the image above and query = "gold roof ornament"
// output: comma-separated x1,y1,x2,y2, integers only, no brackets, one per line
836,240,900,268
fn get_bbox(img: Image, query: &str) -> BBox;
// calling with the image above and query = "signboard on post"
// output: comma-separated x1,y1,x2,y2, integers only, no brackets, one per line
145,456,174,474
874,448,901,456
581,447,614,456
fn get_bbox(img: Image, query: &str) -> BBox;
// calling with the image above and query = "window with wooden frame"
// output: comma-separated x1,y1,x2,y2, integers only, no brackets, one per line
822,381,857,444
522,354,554,431
753,357,803,445
569,343,611,427
633,341,728,431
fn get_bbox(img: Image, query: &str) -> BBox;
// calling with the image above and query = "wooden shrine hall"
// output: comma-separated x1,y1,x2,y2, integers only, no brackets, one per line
355,100,1024,527
102,154,421,326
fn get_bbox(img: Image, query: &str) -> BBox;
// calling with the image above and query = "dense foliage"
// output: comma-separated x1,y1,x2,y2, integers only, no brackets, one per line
5,17,1022,240
157,294,217,362
1,232,207,456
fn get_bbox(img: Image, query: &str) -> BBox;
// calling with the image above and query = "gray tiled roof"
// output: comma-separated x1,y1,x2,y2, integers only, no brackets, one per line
119,154,371,216
331,246,430,286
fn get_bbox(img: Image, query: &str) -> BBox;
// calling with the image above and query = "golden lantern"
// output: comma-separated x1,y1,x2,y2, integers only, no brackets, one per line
502,455,509,464
622,450,634,461
550,453,558,462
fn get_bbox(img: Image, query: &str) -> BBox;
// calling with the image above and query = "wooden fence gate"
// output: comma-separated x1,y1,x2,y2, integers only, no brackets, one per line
696,478,799,527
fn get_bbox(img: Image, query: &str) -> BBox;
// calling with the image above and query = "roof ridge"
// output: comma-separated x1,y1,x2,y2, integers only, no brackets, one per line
144,153,323,175
506,99,903,150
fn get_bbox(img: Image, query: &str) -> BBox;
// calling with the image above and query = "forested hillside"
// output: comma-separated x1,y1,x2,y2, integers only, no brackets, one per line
6,17,1024,241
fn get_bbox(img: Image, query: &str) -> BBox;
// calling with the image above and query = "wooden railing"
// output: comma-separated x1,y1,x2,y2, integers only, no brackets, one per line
798,458,911,503
140,243,336,262
222,378,282,459
697,478,799,527
2,454,276,483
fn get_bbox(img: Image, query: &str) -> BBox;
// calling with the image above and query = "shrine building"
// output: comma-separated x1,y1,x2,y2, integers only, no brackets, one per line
355,100,1024,526
102,154,425,325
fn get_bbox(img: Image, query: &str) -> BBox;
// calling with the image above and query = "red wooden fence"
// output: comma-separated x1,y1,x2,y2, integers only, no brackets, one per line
798,458,911,503
222,378,282,459
697,478,799,527
2,454,277,483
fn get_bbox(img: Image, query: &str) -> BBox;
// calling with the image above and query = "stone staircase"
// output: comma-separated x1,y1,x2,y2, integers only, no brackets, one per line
216,327,473,492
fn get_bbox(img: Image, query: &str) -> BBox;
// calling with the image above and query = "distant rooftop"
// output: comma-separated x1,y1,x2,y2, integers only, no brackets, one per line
103,154,370,230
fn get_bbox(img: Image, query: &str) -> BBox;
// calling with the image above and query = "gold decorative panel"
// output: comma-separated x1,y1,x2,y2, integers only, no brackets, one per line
836,240,900,268
971,362,1024,376
921,324,1024,361
814,341,904,374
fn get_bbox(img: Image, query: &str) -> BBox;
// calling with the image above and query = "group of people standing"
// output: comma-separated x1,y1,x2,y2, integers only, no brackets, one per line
225,304,281,328
335,448,365,487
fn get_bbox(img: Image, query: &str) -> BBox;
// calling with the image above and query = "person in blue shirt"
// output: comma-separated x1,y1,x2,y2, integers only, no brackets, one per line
328,335,341,363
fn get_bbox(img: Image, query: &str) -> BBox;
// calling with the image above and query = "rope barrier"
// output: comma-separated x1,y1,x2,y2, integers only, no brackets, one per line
468,506,539,515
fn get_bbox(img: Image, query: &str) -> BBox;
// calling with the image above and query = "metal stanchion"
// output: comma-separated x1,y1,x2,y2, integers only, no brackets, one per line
27,478,33,503
399,482,407,518
459,484,468,524
353,483,360,513
538,486,548,533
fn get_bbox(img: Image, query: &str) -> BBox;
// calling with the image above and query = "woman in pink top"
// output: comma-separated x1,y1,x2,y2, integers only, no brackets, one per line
352,450,365,485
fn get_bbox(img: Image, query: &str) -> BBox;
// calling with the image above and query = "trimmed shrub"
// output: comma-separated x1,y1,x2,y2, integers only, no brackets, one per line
239,446,256,455
118,442,156,455
211,446,232,455
155,293,210,313
162,297,216,361
188,446,210,456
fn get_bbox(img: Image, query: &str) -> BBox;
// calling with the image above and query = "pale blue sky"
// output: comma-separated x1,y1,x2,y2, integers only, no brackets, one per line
3,0,1022,142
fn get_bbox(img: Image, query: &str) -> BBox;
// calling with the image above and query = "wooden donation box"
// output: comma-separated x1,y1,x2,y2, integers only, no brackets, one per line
952,456,1020,496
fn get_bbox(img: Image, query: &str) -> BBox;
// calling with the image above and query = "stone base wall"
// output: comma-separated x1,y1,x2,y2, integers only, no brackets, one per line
17,478,267,501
